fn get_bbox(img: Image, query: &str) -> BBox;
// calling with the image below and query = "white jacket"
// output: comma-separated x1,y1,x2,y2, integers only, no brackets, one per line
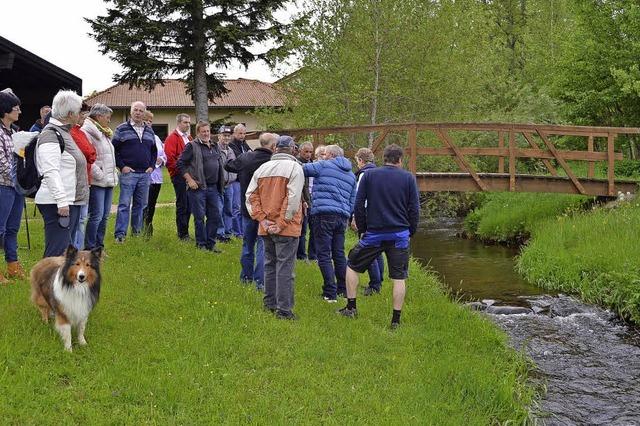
81,118,118,187
35,125,77,208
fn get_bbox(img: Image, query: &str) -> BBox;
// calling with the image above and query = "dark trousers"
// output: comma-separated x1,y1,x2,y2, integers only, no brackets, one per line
38,204,81,258
297,214,310,259
172,175,191,239
187,187,221,249
312,213,348,298
143,183,162,235
307,214,317,260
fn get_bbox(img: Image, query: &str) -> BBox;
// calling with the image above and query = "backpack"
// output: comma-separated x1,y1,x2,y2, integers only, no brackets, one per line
13,128,65,198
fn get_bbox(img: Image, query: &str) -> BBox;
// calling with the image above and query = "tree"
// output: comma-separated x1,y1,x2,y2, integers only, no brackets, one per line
87,0,294,121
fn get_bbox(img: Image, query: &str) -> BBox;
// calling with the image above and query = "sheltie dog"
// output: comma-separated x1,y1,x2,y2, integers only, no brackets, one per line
30,245,102,352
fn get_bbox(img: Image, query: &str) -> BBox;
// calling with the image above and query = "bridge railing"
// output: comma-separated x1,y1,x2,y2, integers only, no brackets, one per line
251,122,640,196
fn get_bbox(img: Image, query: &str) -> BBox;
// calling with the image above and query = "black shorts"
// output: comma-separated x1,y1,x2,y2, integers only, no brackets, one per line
347,240,409,280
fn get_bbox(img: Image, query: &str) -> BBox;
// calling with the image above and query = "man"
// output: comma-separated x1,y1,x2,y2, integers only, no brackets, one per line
164,113,193,240
228,124,251,237
29,105,51,132
296,141,314,260
303,144,357,303
217,125,236,241
338,144,420,330
353,147,385,296
112,101,157,243
246,136,304,319
225,132,277,290
177,121,224,252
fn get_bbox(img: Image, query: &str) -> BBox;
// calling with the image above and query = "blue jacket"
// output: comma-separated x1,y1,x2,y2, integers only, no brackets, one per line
354,165,420,236
303,157,357,218
112,122,157,172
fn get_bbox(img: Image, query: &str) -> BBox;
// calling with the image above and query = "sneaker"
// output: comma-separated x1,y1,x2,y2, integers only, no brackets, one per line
323,296,337,303
114,236,125,244
337,306,358,318
390,321,400,330
363,287,380,296
276,310,298,320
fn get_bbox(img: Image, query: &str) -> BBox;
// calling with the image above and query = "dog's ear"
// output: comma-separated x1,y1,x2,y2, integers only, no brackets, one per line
90,247,103,263
64,245,78,259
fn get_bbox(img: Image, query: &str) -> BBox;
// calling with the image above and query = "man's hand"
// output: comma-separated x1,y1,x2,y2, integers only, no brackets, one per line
350,218,358,232
260,219,275,232
186,178,198,190
57,206,70,217
267,224,281,234
121,166,133,174
145,167,153,173
155,158,163,166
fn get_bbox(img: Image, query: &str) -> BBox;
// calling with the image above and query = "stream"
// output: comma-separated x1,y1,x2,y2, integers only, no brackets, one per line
411,220,640,425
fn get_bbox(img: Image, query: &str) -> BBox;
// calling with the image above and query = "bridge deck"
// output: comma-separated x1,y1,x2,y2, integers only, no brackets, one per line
417,173,638,196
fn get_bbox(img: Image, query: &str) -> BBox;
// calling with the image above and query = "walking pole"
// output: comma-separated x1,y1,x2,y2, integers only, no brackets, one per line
23,198,31,250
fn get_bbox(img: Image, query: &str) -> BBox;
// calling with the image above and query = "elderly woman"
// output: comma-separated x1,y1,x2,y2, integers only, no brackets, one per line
0,90,25,283
35,90,89,258
81,103,117,250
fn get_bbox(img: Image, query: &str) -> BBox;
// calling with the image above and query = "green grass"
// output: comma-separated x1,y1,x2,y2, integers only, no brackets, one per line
464,192,589,243
517,201,640,322
0,207,534,424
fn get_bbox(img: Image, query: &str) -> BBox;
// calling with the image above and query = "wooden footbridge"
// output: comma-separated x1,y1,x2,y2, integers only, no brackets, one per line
263,122,640,197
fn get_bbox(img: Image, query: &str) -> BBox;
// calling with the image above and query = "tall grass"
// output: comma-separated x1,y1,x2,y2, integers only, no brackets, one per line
0,207,534,423
517,201,640,322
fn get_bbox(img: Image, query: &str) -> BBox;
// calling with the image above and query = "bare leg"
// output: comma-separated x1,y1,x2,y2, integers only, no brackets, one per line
392,279,406,311
77,320,88,346
55,315,73,352
346,267,360,299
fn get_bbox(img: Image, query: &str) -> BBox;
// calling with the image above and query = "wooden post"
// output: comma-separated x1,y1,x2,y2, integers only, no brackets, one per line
608,133,615,196
408,125,417,174
588,135,595,179
509,131,516,191
498,131,505,173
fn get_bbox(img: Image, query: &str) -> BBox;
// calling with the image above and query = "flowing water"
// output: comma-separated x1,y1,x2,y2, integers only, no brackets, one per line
411,220,640,425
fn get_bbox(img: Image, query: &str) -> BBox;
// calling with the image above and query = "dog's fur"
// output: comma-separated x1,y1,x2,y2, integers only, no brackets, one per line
30,245,102,352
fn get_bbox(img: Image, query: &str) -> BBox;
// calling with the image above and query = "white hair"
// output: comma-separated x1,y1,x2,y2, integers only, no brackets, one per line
51,90,82,120
89,103,113,118
234,123,246,132
325,144,344,158
299,141,313,150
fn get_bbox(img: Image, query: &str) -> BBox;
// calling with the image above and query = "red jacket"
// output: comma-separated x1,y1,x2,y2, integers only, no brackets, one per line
71,125,97,185
165,129,192,178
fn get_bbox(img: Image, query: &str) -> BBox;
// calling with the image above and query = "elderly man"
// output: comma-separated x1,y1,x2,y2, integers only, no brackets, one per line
112,101,157,243
296,141,314,260
224,132,277,290
177,121,224,252
229,123,251,237
246,136,304,319
339,144,420,329
164,113,193,240
217,125,236,241
303,144,357,303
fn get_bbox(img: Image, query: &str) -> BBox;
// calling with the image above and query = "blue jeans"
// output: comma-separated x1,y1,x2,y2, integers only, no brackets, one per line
114,172,150,238
0,185,24,262
367,254,385,291
312,213,348,298
218,185,233,237
85,186,113,249
188,187,221,249
38,204,81,258
240,214,264,288
73,204,89,249
230,181,243,236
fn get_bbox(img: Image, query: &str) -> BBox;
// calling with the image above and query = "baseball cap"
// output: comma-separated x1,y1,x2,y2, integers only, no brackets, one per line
218,125,232,134
276,135,295,148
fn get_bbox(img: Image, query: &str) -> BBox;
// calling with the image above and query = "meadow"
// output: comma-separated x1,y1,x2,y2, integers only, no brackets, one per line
0,204,534,424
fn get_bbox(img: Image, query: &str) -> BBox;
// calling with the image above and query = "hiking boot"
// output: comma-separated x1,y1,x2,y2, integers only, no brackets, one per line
363,287,380,296
337,306,358,318
390,321,400,330
276,310,298,320
7,261,25,279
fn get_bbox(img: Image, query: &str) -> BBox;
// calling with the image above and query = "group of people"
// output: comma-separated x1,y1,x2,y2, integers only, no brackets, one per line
0,91,420,329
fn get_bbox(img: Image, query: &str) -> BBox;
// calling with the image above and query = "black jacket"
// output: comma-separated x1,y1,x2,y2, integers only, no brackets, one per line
224,147,273,217
229,138,252,159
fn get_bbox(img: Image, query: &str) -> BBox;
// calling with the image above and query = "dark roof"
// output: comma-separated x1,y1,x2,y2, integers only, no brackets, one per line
85,78,285,109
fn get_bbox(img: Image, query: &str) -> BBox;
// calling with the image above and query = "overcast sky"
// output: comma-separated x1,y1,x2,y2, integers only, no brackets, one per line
1,0,296,96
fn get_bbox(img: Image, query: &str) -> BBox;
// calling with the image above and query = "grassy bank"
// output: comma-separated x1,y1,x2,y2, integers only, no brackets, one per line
0,207,533,423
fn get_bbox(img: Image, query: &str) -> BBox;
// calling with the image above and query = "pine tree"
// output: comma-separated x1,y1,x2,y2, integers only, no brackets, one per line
87,0,293,121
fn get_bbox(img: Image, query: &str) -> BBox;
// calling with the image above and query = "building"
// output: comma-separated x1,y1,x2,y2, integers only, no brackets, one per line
0,35,81,131
85,78,284,140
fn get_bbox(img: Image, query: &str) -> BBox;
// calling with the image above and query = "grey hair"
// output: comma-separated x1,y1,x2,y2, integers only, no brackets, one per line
299,141,313,150
355,147,375,164
176,113,190,123
259,132,278,147
51,90,82,120
315,145,326,157
325,144,344,158
234,123,246,132
89,103,113,119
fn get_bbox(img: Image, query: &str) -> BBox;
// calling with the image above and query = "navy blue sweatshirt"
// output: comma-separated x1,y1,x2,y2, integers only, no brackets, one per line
354,165,420,236
111,122,157,172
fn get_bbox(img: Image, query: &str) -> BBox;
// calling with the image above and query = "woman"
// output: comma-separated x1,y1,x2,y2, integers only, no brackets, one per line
0,90,25,283
70,103,96,249
142,110,166,237
35,90,89,258
81,103,117,250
